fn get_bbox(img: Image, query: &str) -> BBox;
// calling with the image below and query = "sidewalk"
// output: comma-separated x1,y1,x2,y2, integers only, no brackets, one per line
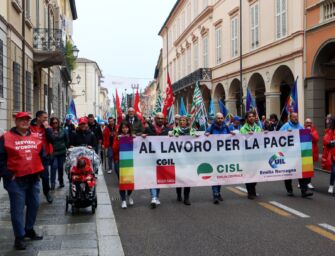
0,172,124,256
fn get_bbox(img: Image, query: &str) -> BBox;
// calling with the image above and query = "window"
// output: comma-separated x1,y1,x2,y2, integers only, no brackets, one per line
187,3,191,26
323,1,335,21
0,40,3,98
25,0,31,19
231,17,238,57
194,41,199,70
215,27,222,64
26,71,32,112
13,62,21,111
187,48,191,74
203,36,209,68
194,0,198,19
251,3,259,49
276,0,287,39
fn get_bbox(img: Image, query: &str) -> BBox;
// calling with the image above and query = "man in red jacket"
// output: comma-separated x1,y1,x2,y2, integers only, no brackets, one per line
30,110,54,203
102,117,116,174
0,112,45,250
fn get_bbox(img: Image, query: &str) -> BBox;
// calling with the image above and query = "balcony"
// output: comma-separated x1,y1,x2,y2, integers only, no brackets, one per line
172,68,212,93
33,28,65,67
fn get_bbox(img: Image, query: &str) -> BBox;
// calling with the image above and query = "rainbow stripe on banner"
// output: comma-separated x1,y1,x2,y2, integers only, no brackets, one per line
300,129,314,178
119,137,135,190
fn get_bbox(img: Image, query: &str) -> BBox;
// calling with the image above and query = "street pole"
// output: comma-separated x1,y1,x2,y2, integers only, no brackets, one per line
239,0,244,117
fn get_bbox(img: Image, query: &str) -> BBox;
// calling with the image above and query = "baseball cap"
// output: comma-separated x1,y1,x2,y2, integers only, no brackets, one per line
78,117,88,124
15,112,31,119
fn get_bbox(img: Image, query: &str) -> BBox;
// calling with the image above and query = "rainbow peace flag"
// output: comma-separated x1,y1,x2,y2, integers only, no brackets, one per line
119,137,135,190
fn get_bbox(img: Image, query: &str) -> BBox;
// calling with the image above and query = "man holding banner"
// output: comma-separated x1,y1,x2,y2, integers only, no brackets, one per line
280,112,313,198
240,111,262,200
143,112,171,208
205,113,231,204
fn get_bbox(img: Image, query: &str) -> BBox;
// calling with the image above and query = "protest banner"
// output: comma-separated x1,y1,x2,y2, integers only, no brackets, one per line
119,130,313,190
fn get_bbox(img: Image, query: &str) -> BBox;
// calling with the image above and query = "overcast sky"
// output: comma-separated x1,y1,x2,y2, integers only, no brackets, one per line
73,0,176,95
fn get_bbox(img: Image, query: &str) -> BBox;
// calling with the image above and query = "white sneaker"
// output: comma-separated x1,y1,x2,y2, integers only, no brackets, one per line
297,184,300,188
156,198,161,205
308,183,314,189
328,186,334,194
128,197,134,206
121,201,127,209
150,198,157,208
107,169,112,174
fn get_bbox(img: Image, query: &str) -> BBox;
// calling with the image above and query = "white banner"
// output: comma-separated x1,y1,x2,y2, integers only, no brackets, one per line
119,130,313,190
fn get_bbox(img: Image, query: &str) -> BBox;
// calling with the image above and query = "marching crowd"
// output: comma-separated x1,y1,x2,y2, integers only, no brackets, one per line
0,107,335,250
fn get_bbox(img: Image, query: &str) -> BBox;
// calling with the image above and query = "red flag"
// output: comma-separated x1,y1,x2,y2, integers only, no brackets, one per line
162,72,174,116
133,89,143,121
115,89,123,125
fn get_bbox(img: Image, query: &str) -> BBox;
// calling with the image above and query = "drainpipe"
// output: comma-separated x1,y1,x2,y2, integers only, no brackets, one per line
239,0,243,116
22,0,26,110
302,0,307,122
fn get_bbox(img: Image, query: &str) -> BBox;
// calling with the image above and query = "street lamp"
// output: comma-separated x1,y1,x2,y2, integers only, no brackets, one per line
76,74,81,84
131,83,139,106
72,45,79,59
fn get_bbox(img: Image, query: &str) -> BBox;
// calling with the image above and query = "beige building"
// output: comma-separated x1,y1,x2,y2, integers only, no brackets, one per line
159,0,305,121
72,58,106,118
0,0,77,130
99,86,111,120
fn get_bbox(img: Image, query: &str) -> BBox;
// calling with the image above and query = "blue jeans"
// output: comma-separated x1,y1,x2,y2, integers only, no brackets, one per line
3,176,40,238
115,161,132,201
330,162,335,185
51,155,65,186
107,147,114,171
212,185,221,197
41,159,50,196
150,189,160,199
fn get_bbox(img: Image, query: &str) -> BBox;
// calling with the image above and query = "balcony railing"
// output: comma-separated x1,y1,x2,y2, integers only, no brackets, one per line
33,28,64,52
33,28,65,67
172,68,212,93
323,0,335,21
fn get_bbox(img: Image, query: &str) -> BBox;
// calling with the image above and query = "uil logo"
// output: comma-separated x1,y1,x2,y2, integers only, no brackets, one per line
268,152,286,168
197,163,214,180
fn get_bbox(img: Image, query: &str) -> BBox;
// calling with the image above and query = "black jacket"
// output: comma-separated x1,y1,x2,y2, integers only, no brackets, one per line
144,123,170,136
88,121,103,142
126,115,144,135
70,129,97,148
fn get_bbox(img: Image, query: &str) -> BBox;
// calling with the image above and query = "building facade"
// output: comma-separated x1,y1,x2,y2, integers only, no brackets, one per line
305,0,335,135
0,0,78,130
99,86,111,120
72,58,105,118
159,0,305,121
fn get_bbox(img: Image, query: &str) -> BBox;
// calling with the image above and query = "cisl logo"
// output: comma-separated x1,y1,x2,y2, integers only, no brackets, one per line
268,152,286,168
197,163,214,180
156,159,176,184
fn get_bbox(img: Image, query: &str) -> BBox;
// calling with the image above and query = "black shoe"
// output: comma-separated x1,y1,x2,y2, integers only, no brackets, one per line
46,192,53,204
25,229,43,240
50,184,55,191
247,194,255,200
14,238,26,250
287,191,294,197
213,197,219,204
59,184,65,188
183,198,191,205
217,194,223,201
301,190,313,198
177,194,182,202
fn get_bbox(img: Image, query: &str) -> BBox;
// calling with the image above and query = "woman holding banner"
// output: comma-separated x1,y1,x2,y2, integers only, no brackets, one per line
240,111,262,200
171,116,197,205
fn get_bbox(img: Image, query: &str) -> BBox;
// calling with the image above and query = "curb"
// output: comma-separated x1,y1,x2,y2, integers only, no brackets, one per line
95,172,124,256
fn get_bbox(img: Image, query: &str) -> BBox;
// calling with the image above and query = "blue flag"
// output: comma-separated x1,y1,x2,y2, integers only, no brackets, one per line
208,97,215,120
285,77,299,114
179,97,187,116
65,98,77,125
218,99,228,117
246,88,257,113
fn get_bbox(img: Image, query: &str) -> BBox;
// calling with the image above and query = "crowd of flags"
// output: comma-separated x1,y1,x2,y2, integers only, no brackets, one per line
64,72,299,130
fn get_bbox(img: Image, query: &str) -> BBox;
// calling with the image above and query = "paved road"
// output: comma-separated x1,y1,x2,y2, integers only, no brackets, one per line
105,170,335,256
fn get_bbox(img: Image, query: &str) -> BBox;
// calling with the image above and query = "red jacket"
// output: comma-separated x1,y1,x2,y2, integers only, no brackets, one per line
4,129,44,177
305,126,319,162
30,120,53,156
322,129,334,171
103,125,116,148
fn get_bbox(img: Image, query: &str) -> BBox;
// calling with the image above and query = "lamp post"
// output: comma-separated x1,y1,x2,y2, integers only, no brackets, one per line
131,83,139,107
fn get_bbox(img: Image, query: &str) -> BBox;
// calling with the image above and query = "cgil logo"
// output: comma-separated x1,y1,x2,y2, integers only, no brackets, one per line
268,152,286,168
